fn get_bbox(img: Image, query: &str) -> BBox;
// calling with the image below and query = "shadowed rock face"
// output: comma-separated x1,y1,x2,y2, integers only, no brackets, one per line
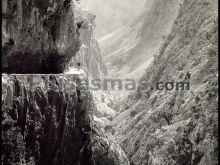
2,74,93,165
2,0,81,73
2,74,130,165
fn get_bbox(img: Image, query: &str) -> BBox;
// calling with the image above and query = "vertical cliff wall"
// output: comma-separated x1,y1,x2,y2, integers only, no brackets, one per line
2,74,129,165
2,0,81,73
2,0,129,165
68,8,108,79
2,74,94,164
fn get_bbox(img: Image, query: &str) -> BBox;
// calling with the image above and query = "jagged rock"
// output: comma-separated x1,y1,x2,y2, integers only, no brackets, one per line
2,0,81,73
2,74,129,165
2,74,92,164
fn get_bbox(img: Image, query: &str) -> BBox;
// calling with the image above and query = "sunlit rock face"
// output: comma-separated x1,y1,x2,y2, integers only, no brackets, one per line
2,0,81,73
2,74,129,165
68,8,108,79
106,0,218,164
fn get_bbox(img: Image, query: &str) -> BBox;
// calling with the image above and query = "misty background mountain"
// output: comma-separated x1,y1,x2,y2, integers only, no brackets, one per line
80,0,148,38
2,0,218,164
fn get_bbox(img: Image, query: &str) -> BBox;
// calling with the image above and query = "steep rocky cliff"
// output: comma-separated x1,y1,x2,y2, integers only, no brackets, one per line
2,0,129,165
2,0,81,73
67,8,108,79
2,74,93,164
106,0,218,164
2,74,129,165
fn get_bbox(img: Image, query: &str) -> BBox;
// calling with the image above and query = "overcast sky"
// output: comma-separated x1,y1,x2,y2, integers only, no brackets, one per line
80,0,147,38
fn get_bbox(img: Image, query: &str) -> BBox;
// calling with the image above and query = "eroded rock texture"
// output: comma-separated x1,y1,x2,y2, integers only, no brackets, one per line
2,74,129,165
68,8,108,78
2,0,129,164
2,0,81,73
2,74,93,164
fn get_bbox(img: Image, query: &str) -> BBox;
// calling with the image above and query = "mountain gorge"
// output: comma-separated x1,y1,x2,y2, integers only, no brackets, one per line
104,0,218,164
99,0,182,81
1,0,218,165
2,74,129,165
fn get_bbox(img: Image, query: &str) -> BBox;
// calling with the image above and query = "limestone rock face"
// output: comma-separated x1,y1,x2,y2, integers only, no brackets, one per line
2,0,129,165
68,9,108,79
2,74,130,165
2,74,93,164
2,1,129,164
2,0,81,73
107,0,218,164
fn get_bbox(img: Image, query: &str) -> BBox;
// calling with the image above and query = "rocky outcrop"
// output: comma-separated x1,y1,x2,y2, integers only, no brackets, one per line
2,74,93,164
68,8,108,79
2,74,129,165
2,0,81,73
107,0,218,164
2,0,129,164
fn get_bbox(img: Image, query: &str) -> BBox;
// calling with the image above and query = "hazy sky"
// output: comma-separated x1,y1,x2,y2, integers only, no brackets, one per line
80,0,147,38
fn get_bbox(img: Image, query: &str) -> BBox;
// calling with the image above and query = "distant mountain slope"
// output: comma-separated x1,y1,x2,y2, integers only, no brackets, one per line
106,0,218,164
80,0,147,37
99,0,181,81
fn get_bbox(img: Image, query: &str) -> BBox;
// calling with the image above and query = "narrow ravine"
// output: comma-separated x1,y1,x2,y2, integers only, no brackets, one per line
2,0,218,165
83,0,218,165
